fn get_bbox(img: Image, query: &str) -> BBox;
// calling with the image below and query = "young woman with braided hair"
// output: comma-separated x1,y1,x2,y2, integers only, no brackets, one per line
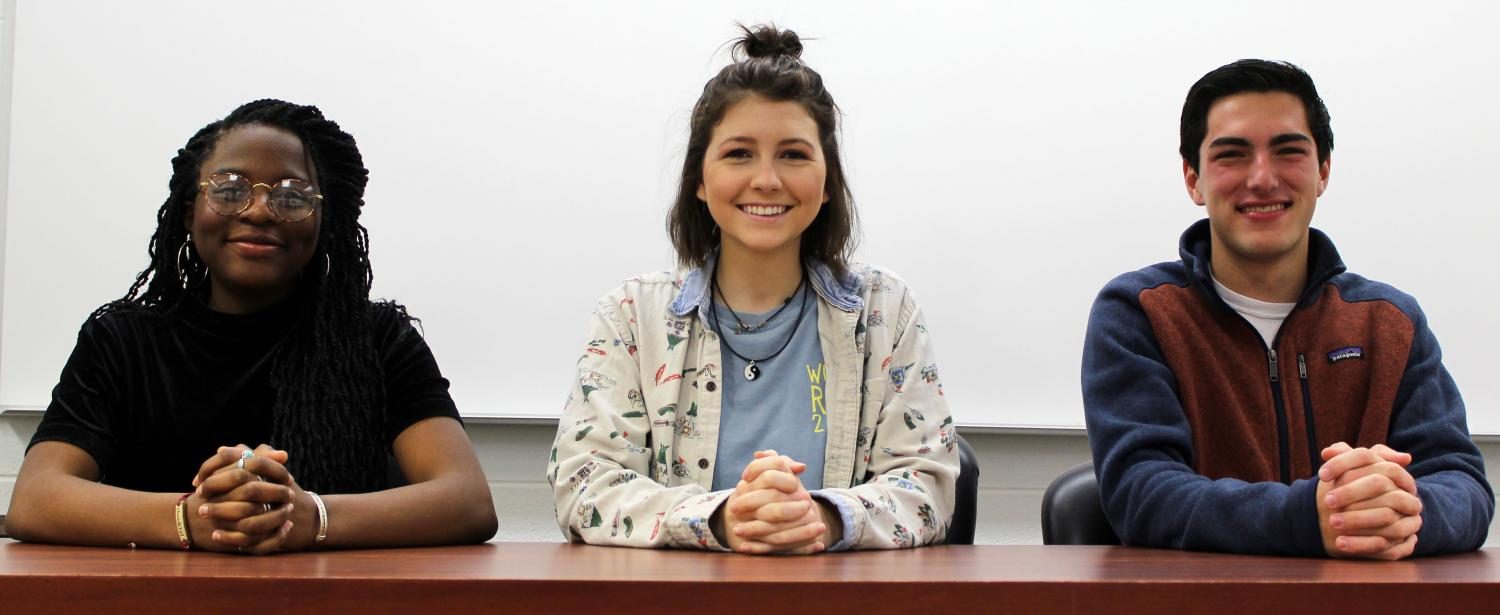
548,25,958,554
7,99,496,553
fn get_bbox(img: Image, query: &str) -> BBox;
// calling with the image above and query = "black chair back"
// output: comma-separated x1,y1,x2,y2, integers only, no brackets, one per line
946,434,978,545
1040,461,1120,545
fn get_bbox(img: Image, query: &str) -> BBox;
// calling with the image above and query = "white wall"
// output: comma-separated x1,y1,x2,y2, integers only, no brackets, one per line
3,1,1498,431
0,0,13,377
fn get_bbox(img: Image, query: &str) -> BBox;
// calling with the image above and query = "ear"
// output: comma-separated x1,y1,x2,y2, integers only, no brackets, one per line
1183,158,1205,206
1316,156,1331,197
182,198,195,231
696,183,707,203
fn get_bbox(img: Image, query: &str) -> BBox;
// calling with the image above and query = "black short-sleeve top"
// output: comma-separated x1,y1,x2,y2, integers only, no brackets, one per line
29,295,460,493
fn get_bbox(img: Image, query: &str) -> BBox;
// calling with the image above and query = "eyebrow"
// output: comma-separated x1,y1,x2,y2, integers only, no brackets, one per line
210,167,311,182
718,136,817,148
1207,133,1313,149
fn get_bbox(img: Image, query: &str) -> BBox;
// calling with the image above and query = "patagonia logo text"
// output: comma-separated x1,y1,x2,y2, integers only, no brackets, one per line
1327,347,1364,363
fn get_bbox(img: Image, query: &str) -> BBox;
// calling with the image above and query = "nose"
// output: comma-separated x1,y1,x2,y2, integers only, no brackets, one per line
240,184,278,223
750,160,783,192
1246,151,1279,193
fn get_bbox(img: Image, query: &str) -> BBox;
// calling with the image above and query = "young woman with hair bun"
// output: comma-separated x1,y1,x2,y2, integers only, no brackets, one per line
548,25,958,554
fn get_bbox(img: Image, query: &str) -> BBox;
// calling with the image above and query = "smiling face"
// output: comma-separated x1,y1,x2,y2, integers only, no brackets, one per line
1185,91,1330,276
187,124,321,314
696,96,828,264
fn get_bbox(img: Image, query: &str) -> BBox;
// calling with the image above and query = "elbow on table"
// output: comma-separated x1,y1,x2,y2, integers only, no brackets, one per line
4,488,47,543
458,483,499,543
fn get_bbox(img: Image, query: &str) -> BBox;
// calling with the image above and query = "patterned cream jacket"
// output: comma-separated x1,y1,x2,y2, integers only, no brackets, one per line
548,259,959,550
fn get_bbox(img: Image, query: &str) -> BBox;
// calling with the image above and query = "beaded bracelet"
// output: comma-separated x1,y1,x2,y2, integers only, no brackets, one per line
174,493,193,550
308,492,328,546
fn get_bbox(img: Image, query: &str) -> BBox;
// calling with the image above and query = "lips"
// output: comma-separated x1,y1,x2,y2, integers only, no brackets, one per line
226,233,285,257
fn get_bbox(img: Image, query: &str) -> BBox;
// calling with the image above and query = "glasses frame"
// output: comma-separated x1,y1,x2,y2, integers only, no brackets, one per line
198,173,324,223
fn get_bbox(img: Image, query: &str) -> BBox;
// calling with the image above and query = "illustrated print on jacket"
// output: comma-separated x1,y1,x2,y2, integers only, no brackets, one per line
675,403,701,439
665,317,689,351
939,415,957,452
892,524,915,548
890,362,914,393
579,367,616,402
903,406,925,430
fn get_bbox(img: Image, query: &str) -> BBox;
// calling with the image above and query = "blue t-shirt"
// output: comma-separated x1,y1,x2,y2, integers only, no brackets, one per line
709,283,828,491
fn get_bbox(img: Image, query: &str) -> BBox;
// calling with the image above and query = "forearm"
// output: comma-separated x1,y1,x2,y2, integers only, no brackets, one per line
1412,472,1494,555
817,464,955,550
304,471,496,549
1101,454,1324,556
8,472,184,549
552,455,725,549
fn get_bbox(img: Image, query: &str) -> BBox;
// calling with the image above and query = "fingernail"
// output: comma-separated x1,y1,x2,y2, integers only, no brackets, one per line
1325,494,1337,508
287,503,295,513
211,531,222,542
198,505,209,518
1336,537,1347,549
1330,515,1343,529
281,521,293,535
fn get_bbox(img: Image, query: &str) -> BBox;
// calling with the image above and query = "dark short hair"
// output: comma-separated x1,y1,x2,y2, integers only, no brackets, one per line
1179,59,1333,172
666,24,858,278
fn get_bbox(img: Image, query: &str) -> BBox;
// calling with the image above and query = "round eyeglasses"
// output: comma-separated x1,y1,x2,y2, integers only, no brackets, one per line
198,173,323,223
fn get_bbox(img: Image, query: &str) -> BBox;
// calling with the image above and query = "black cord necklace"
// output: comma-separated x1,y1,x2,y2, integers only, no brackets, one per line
720,271,803,334
709,259,811,381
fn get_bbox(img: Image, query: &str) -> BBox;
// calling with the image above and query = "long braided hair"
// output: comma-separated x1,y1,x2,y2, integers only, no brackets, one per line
97,99,403,493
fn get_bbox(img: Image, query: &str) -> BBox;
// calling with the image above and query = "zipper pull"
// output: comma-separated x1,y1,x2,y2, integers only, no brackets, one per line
1268,349,1279,382
1297,353,1308,380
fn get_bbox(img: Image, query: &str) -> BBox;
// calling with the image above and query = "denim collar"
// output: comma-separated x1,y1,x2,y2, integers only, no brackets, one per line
668,252,864,320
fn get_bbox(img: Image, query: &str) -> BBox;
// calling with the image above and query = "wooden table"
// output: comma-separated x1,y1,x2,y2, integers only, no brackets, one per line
2,540,1498,613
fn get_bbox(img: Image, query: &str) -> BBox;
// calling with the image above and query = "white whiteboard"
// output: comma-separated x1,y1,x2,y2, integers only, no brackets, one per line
2,1,1497,432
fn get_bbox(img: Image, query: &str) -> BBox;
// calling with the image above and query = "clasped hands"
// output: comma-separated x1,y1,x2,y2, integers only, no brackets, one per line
713,450,842,555
183,444,314,555
1316,441,1423,560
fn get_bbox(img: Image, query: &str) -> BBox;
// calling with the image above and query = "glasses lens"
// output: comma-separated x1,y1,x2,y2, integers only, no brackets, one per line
269,180,319,221
204,174,251,215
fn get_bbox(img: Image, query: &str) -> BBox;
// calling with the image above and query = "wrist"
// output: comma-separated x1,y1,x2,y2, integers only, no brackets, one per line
711,500,738,550
815,497,843,548
283,489,319,551
183,492,215,550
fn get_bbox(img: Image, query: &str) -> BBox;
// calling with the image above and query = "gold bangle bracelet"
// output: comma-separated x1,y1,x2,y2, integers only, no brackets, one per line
174,493,192,550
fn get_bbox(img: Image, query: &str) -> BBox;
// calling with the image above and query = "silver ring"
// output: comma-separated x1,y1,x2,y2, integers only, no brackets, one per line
263,503,273,514
236,449,254,471
237,545,245,553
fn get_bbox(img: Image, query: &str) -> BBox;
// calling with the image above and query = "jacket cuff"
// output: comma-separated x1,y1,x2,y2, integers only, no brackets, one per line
811,490,858,552
1289,478,1327,557
666,490,733,551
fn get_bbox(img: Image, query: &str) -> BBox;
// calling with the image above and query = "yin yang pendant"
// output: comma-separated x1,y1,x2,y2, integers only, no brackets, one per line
743,361,761,381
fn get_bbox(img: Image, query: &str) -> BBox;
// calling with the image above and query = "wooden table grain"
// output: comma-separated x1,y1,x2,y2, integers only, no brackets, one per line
2,540,1498,613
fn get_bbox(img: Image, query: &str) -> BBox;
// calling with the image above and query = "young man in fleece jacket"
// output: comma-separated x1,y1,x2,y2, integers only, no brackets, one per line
1082,59,1492,560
